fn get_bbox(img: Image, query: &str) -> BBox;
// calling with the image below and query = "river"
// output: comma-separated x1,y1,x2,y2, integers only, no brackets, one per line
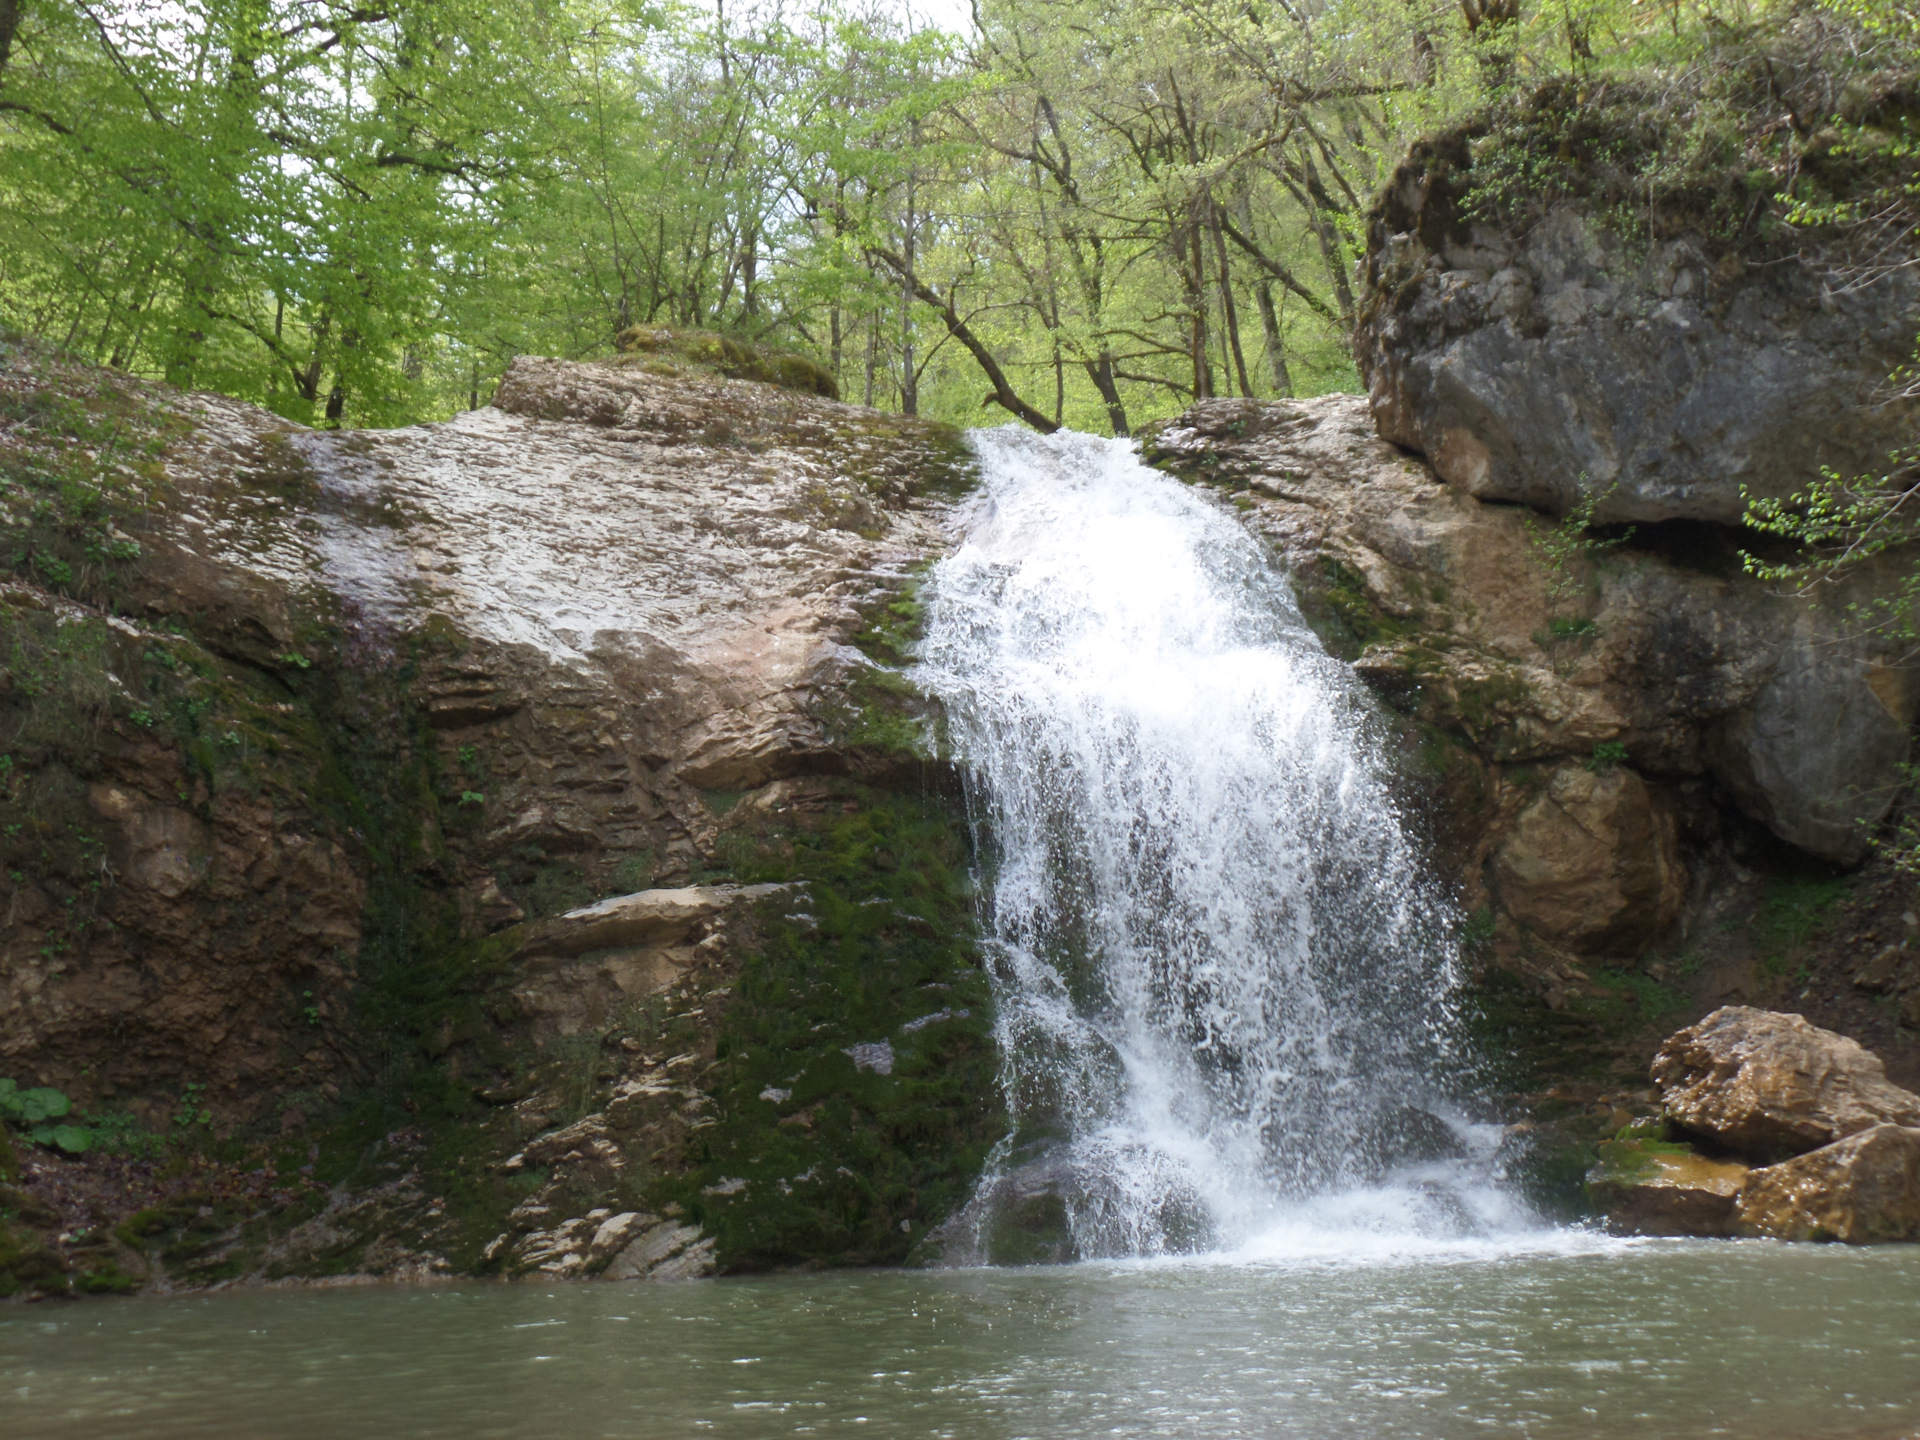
5,1238,1920,1438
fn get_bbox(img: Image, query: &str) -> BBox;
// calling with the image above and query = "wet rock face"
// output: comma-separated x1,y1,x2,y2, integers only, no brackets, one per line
1733,1124,1920,1244
0,349,1000,1291
1354,176,1918,525
1142,394,1912,934
1587,1011,1920,1243
1585,1136,1749,1238
1653,1007,1920,1162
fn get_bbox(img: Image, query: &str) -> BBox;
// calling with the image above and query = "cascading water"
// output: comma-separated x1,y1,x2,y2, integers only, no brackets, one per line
918,427,1525,1262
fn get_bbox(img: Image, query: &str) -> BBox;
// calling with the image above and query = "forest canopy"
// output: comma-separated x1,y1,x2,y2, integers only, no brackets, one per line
0,0,1909,432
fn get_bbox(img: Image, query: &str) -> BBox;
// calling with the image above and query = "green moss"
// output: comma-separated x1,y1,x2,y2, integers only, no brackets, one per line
651,785,1000,1271
612,326,840,401
1286,558,1408,659
1753,872,1848,975
0,335,187,610
0,1220,74,1298
1567,966,1691,1032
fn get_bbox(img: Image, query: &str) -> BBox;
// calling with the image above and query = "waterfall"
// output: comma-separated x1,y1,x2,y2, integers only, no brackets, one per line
917,428,1516,1262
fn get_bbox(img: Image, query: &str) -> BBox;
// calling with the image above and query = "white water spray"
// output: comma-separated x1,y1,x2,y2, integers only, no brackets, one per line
918,428,1523,1260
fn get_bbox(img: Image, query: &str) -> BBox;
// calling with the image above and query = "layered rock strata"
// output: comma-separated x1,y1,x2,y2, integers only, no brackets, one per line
0,345,998,1297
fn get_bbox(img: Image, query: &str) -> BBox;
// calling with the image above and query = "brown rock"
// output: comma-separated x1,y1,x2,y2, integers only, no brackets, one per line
1653,1007,1920,1161
1138,394,1911,866
1854,945,1906,994
1492,763,1684,955
1586,1138,1750,1237
1732,1124,1920,1243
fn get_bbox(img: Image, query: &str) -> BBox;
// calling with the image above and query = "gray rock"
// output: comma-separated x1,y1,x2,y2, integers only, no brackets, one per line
1357,190,1918,525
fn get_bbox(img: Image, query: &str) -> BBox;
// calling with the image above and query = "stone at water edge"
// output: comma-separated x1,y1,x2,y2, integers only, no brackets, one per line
1585,1137,1750,1237
1652,1007,1920,1162
1733,1125,1920,1244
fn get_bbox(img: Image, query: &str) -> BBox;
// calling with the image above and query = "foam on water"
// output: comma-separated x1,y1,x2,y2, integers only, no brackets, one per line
917,426,1539,1260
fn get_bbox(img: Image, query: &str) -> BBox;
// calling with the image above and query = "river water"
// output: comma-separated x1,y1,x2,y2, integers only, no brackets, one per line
9,430,1918,1437
5,1240,1920,1438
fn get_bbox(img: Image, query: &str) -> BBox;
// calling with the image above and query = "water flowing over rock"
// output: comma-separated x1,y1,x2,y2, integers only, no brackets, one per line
1654,1007,1920,1161
1141,395,1914,871
918,428,1495,1260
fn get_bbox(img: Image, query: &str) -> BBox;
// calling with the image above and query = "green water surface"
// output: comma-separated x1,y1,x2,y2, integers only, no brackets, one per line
4,1237,1918,1439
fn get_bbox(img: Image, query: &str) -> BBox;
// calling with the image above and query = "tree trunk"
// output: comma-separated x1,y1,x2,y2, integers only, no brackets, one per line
1209,211,1252,398
1254,281,1293,397
0,0,24,79
1084,351,1130,437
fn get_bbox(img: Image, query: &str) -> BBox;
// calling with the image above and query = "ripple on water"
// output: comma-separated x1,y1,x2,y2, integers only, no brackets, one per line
2,1243,1918,1440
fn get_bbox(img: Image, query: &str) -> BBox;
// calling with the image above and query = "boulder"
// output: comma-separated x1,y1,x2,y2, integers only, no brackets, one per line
1353,93,1919,527
1653,1007,1920,1161
1492,763,1685,954
1733,1124,1920,1244
1586,1137,1750,1237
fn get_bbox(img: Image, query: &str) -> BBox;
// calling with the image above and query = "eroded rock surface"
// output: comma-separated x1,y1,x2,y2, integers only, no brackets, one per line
1353,107,1918,525
1585,1136,1749,1237
1733,1124,1920,1244
1654,1007,1920,1161
1493,763,1684,955
1142,395,1914,896
0,347,999,1296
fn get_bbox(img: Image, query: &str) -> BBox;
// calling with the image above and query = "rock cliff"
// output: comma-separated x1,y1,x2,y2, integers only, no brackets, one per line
0,339,999,1296
1353,78,1920,526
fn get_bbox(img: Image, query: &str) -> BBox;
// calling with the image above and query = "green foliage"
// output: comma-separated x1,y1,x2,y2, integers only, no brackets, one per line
0,1079,92,1154
1587,740,1629,772
1523,481,1633,668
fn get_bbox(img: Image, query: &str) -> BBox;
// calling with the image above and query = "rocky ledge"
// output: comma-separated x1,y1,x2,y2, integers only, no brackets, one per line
1591,1007,1920,1243
0,339,998,1297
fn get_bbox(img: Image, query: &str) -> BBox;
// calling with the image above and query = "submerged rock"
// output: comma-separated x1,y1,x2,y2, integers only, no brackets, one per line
1586,1136,1749,1237
1733,1124,1920,1244
1653,1007,1920,1162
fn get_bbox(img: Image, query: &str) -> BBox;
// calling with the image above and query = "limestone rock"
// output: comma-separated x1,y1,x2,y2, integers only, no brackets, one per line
1733,1124,1920,1244
1586,1137,1750,1237
1492,763,1684,954
1353,106,1918,526
3,351,965,1124
1142,396,1912,866
512,884,787,960
1653,1007,1920,1161
600,1220,715,1280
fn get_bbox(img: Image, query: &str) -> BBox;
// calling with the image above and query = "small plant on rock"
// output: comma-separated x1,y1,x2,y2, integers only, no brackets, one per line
1525,480,1633,672
0,1078,91,1154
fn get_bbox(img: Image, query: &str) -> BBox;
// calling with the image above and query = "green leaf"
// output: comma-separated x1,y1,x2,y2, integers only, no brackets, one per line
16,1087,71,1123
48,1124,92,1155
